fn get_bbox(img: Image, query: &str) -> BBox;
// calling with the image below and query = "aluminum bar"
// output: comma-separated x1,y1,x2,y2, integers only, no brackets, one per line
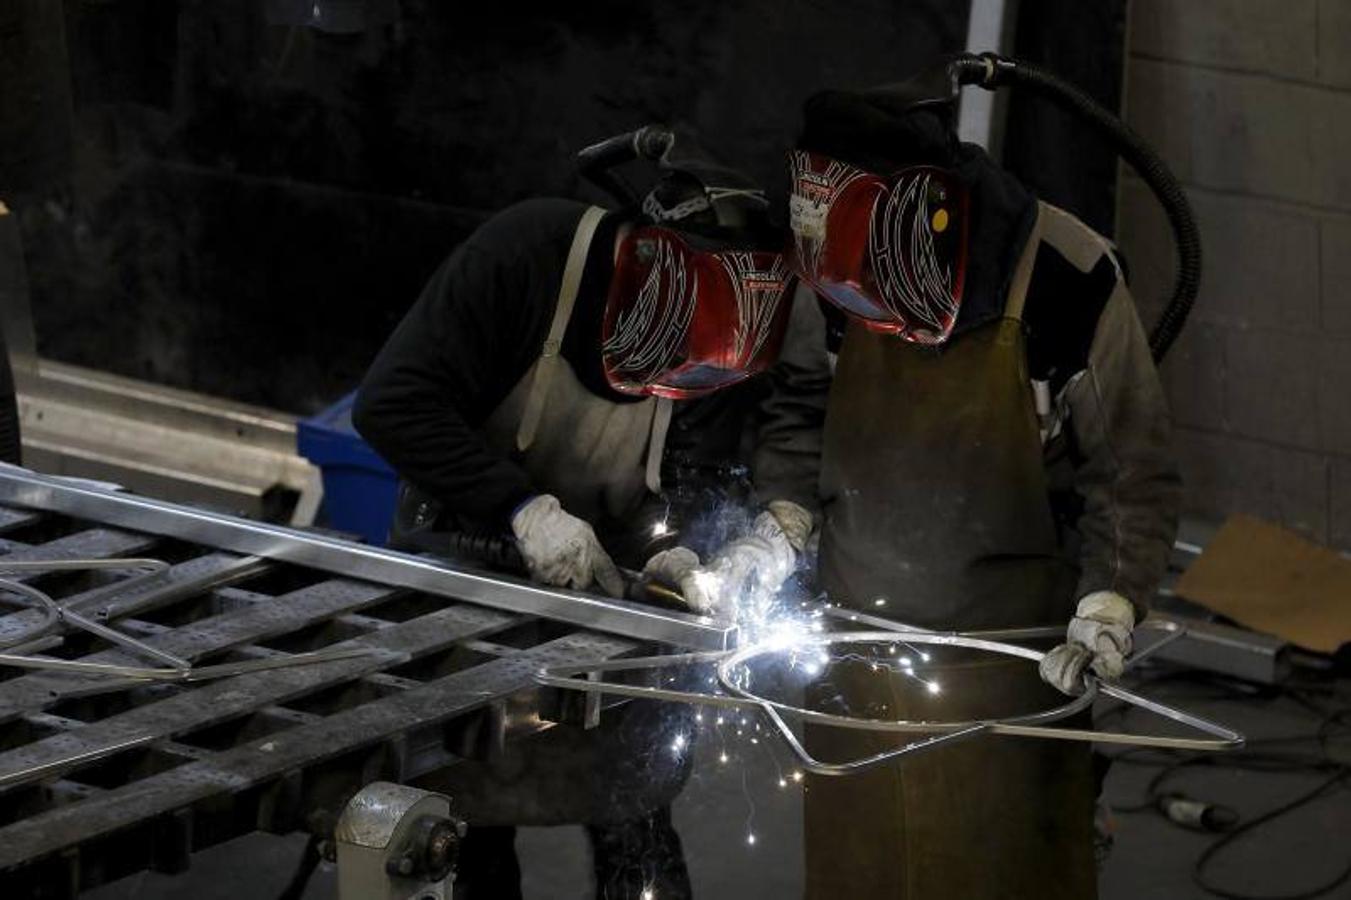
0,467,735,650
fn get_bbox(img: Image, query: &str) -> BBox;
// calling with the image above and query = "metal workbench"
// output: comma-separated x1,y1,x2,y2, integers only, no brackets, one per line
0,470,725,897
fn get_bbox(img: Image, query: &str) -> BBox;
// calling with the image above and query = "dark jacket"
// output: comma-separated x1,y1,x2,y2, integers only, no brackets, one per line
353,198,764,559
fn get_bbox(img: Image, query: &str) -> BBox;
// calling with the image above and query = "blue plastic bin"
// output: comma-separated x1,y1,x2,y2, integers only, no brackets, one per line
297,391,398,545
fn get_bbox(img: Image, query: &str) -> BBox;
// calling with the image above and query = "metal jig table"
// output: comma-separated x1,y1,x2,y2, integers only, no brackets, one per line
0,467,731,897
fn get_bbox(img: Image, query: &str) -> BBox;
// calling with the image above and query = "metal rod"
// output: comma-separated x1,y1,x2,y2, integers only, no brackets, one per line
823,605,1065,641
536,629,1245,774
0,734,160,789
0,645,382,682
0,466,737,650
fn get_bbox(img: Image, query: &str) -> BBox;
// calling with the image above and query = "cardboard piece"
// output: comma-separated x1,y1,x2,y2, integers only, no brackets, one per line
1174,514,1351,654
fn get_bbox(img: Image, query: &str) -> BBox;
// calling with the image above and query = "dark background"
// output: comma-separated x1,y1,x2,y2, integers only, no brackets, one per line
0,0,1124,414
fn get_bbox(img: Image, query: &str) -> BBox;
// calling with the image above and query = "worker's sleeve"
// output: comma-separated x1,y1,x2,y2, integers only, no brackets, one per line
1061,278,1181,617
751,285,834,517
353,244,538,526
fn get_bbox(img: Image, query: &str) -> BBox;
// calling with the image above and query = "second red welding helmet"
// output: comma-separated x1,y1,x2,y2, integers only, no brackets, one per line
788,62,982,345
598,141,794,399
788,150,969,344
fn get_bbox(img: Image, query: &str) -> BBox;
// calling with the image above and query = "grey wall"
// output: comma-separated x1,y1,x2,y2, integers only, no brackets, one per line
1117,0,1351,547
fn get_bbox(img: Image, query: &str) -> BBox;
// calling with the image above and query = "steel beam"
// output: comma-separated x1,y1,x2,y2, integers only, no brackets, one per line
0,466,736,650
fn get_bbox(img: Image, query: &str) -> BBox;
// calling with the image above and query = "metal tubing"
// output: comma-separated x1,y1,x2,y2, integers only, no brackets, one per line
536,629,1245,775
0,646,381,682
0,466,736,650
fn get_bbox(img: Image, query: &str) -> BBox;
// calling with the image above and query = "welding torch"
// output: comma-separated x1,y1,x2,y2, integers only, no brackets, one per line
439,529,692,610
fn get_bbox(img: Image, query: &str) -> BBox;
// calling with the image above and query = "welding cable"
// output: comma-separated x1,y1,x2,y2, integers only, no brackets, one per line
1192,767,1351,900
1096,670,1350,899
275,834,323,900
952,52,1202,361
576,124,676,206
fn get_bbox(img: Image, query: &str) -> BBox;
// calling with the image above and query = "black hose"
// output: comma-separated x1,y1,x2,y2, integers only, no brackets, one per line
576,125,675,206
442,528,524,571
276,833,321,900
953,52,1202,362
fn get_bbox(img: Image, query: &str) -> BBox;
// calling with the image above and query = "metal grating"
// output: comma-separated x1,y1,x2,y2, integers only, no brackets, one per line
0,505,639,898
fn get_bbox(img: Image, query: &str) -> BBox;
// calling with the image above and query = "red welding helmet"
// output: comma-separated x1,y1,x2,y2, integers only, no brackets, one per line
602,226,793,398
787,149,969,345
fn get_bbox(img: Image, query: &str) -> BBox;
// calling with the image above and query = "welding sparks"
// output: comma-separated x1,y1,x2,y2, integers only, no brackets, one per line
641,891,655,900
719,752,730,764
651,519,671,538
778,777,788,788
746,833,757,846
792,771,803,783
692,569,722,597
926,681,941,695
670,733,688,755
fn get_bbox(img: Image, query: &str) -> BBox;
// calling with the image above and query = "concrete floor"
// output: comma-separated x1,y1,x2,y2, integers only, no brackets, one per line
86,668,1350,900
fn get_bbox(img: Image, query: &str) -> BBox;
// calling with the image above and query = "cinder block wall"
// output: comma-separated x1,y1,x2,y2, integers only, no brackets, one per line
1117,0,1351,546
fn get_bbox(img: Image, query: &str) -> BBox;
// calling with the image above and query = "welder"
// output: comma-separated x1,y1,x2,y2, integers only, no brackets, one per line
352,132,796,900
749,59,1183,898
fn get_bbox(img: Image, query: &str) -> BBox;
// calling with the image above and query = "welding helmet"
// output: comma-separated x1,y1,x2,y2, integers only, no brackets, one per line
580,127,795,398
788,63,974,345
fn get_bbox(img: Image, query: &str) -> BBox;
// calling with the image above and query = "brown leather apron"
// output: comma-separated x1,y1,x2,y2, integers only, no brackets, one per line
805,204,1096,899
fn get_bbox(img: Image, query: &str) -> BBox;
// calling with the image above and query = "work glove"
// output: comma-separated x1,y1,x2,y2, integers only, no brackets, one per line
642,546,712,613
510,494,624,597
1039,591,1137,695
690,500,815,613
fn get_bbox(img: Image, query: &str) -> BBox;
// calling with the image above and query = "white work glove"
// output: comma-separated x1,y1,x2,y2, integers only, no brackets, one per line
689,500,815,613
642,546,711,612
510,494,624,597
1039,591,1137,695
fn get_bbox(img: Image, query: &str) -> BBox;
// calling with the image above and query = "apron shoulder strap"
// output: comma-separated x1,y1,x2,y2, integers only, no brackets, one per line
516,205,608,452
1002,201,1047,323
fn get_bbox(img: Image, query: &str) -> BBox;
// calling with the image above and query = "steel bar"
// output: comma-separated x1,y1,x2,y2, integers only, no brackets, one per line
0,604,518,793
0,573,405,719
823,604,1065,641
0,466,736,650
0,558,190,666
0,552,268,650
536,629,1244,775
0,645,381,682
0,735,159,790
0,631,635,874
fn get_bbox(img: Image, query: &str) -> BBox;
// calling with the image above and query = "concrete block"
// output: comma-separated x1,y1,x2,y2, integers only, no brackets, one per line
1310,89,1351,212
1317,0,1351,88
1126,60,1315,204
1175,428,1329,543
1131,0,1317,80
1160,321,1226,431
1321,218,1351,335
1318,338,1351,456
1223,330,1321,450
1118,178,1320,333
1331,456,1351,550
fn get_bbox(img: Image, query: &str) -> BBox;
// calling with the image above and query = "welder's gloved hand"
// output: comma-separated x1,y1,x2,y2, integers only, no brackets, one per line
697,500,815,611
642,546,711,612
510,494,624,597
1040,591,1137,695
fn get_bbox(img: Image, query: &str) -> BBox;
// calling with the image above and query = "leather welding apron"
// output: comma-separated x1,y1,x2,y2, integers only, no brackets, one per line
804,204,1096,899
420,209,690,827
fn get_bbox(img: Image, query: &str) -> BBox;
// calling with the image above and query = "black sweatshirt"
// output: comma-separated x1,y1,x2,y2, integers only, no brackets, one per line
353,198,761,531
